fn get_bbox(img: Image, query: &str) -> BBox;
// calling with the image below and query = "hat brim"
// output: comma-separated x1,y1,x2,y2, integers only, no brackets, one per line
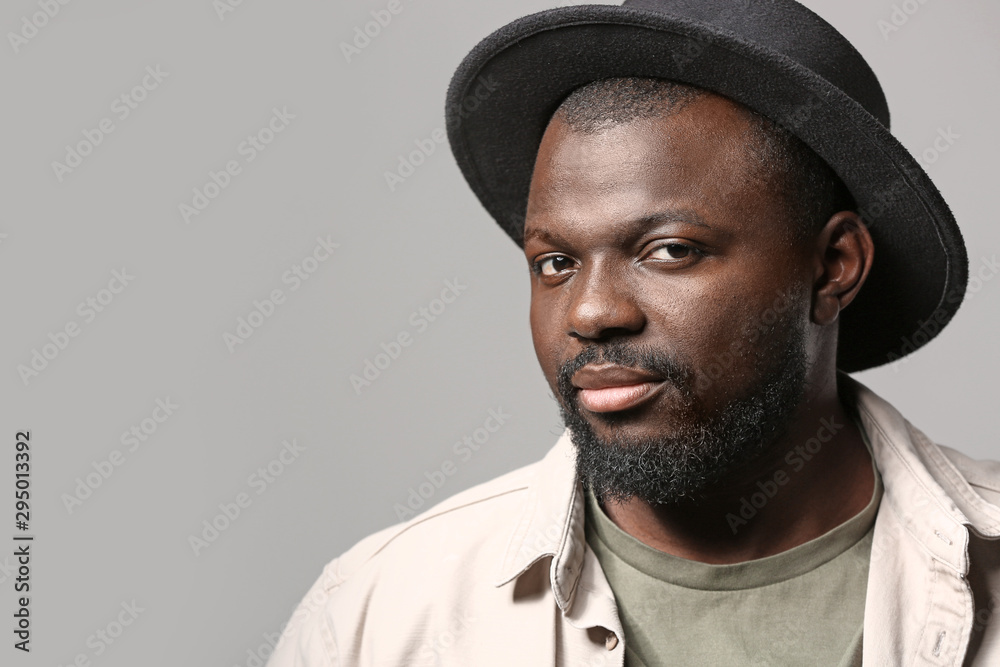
446,5,968,372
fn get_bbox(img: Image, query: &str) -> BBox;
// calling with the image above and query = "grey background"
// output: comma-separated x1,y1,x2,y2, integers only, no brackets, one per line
0,1,996,665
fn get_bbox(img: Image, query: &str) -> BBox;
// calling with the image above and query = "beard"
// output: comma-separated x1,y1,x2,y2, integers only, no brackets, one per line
557,312,809,506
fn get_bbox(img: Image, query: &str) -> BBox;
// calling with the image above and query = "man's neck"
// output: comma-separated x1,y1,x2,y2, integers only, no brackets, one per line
598,386,876,564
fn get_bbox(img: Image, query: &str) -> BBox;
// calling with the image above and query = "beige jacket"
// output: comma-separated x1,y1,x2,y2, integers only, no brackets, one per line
267,377,1000,666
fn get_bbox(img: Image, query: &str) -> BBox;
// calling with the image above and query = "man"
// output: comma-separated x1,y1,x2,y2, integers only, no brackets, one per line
269,1,1000,664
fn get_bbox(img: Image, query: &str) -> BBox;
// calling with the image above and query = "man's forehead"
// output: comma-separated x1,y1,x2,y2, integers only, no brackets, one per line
525,95,767,229
532,92,760,179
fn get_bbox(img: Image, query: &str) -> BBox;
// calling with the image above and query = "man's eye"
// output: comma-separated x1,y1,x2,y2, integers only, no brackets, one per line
647,243,697,260
536,255,574,276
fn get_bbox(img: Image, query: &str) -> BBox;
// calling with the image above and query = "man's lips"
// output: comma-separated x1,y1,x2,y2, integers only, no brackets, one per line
570,365,666,413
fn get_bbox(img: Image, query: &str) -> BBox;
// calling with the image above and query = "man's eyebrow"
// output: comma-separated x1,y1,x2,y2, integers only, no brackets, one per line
522,225,561,246
632,209,711,229
523,209,712,245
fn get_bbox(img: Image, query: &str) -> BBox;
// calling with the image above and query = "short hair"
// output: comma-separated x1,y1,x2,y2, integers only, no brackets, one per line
551,77,856,243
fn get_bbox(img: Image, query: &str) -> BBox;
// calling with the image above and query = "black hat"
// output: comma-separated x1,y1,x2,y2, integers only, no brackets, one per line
445,0,968,372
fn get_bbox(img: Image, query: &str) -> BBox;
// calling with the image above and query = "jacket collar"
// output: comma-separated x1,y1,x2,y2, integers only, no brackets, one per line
494,373,1000,610
494,428,586,611
845,375,1000,565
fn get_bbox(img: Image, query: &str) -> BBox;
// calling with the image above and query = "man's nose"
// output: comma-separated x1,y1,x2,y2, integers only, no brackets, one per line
566,263,645,341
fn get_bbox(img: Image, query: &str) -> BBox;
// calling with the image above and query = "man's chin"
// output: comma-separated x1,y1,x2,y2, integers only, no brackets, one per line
562,411,727,504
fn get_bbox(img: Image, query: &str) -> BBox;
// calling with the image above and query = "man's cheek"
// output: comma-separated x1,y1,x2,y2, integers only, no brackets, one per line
685,313,766,389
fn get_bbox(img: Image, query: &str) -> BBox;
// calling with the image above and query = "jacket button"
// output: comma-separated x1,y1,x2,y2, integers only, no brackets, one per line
606,632,619,650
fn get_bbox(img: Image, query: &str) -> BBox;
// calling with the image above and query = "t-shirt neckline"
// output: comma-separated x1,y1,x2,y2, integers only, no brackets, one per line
584,421,883,591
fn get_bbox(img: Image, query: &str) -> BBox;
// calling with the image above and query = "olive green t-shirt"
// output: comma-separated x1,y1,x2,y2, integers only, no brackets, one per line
585,460,883,667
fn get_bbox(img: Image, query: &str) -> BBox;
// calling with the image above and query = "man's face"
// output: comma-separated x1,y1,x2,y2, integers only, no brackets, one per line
523,93,821,503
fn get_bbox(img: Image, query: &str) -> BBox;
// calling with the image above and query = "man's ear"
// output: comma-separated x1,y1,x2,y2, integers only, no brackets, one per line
811,211,874,326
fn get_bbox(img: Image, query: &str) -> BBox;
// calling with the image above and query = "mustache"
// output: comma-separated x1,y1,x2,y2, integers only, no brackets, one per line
555,342,693,406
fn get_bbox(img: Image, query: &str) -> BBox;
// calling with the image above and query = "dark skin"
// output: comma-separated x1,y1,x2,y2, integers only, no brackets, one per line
524,93,876,564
